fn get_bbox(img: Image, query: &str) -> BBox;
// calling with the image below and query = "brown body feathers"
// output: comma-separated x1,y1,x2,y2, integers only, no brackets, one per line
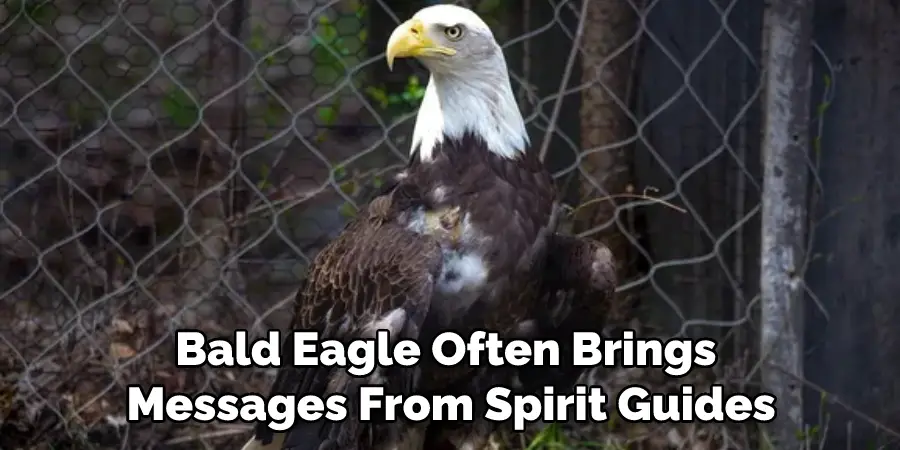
246,133,617,450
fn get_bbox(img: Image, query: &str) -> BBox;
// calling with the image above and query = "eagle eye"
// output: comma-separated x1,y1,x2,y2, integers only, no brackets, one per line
443,25,464,41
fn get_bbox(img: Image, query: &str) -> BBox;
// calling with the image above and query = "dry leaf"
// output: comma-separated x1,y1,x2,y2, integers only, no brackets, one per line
110,318,134,334
109,342,136,360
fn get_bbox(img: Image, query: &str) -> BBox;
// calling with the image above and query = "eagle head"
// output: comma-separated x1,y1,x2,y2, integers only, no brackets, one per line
386,4,499,74
385,5,529,161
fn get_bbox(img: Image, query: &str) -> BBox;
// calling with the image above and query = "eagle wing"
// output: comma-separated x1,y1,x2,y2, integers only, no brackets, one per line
245,198,445,450
520,232,618,392
544,233,618,323
422,232,618,450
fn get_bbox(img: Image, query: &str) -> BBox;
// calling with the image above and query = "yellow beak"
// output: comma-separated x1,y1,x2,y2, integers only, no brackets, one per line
385,18,456,70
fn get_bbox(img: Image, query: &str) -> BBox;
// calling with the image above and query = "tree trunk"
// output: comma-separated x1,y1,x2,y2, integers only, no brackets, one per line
573,0,641,318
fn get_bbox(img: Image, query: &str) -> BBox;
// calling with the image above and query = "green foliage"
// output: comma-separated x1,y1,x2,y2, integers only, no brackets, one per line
262,103,284,127
526,423,567,449
257,164,272,190
311,15,352,66
3,0,55,27
247,26,283,69
812,74,832,158
338,202,357,218
247,24,269,55
795,425,820,442
308,12,368,131
317,105,338,125
150,2,428,219
364,75,426,114
307,2,427,123
332,164,347,180
160,86,200,128
157,2,422,131
332,164,357,197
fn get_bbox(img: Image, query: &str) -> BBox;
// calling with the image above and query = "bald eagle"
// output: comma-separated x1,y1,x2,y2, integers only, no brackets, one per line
240,5,616,450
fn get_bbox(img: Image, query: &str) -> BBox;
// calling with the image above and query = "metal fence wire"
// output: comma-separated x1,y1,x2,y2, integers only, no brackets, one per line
0,0,883,448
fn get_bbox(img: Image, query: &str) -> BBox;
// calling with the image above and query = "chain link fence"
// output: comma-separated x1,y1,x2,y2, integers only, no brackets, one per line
0,0,890,448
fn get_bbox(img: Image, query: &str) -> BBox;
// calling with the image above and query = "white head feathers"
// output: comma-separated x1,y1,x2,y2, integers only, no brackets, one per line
386,4,529,161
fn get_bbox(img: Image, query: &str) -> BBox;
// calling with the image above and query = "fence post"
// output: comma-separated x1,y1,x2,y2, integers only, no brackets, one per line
760,0,814,447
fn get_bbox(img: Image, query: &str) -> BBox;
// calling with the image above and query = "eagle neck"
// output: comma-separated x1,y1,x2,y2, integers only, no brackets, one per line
412,68,528,162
